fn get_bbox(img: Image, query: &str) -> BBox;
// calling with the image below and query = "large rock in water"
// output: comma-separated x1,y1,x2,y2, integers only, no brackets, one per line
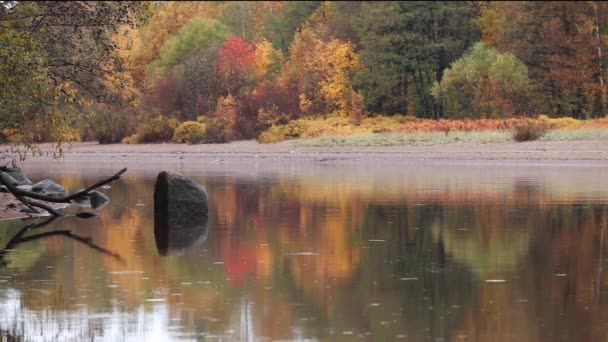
154,171,209,256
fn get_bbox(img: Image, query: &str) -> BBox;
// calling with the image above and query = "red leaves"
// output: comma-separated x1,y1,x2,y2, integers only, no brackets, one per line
217,35,256,93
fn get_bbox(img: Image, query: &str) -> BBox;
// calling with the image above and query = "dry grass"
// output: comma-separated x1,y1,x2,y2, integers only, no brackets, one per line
258,114,608,145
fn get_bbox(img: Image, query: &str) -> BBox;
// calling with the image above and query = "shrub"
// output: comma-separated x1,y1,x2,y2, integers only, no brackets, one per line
88,108,131,144
257,121,306,143
512,118,549,142
173,121,207,144
200,95,245,143
123,115,179,143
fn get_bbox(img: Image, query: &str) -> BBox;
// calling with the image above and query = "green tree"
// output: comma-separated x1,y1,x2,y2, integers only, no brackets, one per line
354,1,480,117
432,42,531,118
147,18,230,120
149,18,230,73
262,1,321,53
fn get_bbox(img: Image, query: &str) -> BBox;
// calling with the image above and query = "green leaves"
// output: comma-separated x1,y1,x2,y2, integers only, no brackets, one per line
432,42,531,118
354,1,480,117
149,19,230,74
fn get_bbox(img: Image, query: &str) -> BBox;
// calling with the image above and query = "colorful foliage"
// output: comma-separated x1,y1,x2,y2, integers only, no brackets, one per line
432,42,532,118
6,1,608,148
173,121,207,144
217,35,257,94
257,114,607,144
478,1,608,118
122,115,179,144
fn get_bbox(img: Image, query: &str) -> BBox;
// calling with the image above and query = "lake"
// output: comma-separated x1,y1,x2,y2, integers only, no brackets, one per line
1,158,607,341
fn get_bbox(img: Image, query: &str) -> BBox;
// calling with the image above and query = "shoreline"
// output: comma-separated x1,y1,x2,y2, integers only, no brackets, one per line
2,139,608,222
13,139,608,165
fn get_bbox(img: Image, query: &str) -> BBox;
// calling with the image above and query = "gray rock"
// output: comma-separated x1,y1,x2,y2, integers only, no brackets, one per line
154,171,209,256
70,190,110,210
0,167,32,186
30,179,67,199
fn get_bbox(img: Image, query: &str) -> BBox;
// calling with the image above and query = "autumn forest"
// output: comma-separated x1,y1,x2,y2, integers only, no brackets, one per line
2,1,608,146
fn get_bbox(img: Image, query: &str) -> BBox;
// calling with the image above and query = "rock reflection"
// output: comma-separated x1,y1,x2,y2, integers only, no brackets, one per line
154,212,209,256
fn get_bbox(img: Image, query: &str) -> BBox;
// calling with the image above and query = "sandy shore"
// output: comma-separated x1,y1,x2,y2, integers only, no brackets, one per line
14,139,608,164
2,139,608,221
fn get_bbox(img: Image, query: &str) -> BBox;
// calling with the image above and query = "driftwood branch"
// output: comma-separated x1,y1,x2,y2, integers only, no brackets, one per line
0,167,127,217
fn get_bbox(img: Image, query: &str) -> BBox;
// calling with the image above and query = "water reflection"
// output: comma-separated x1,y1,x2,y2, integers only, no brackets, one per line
0,217,122,269
154,207,209,257
0,162,607,341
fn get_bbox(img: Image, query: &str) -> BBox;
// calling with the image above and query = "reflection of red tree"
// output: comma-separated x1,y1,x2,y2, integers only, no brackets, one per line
222,244,257,286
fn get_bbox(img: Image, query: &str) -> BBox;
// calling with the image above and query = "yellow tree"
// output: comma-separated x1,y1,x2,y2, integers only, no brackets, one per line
282,26,361,116
311,39,361,116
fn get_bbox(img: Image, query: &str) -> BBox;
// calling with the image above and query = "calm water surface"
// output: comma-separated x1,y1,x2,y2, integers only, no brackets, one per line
1,160,608,341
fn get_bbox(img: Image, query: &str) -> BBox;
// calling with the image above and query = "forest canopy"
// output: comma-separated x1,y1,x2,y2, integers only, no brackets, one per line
1,1,607,146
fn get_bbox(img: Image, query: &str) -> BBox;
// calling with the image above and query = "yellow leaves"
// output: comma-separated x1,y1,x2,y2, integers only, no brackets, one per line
309,39,361,115
299,93,313,113
285,27,362,116
253,39,284,79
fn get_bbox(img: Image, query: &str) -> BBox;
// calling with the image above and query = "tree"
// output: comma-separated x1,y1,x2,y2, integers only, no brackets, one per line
217,35,257,95
432,42,532,118
129,1,221,85
478,1,608,118
354,1,480,117
0,1,141,160
261,1,322,53
146,18,230,120
280,26,361,116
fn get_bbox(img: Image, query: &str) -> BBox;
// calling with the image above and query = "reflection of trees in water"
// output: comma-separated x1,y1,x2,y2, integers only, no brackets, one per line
195,176,608,340
441,201,608,341
1,173,608,340
0,217,122,270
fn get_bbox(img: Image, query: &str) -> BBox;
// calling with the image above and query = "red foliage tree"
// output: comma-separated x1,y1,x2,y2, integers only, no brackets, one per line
217,34,256,94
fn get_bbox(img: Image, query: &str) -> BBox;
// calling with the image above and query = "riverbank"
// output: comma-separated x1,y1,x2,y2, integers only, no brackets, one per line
2,139,608,221
16,139,608,164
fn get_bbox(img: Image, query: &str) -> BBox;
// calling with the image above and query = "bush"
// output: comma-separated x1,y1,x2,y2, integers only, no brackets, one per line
512,118,549,142
88,108,131,144
257,121,305,143
122,115,179,144
173,121,207,144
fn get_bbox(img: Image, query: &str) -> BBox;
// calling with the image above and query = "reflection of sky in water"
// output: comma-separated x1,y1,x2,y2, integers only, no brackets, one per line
1,160,607,341
0,289,313,341
0,289,179,341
